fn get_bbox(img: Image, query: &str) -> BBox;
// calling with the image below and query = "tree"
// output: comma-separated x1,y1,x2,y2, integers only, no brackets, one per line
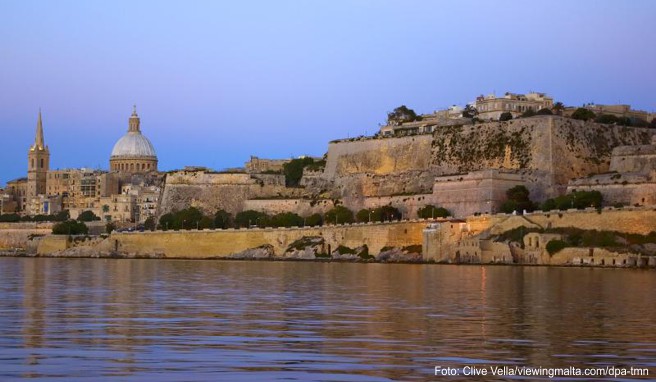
631,118,648,128
305,213,323,227
214,210,233,229
417,205,451,219
235,210,269,228
356,209,371,223
106,222,116,234
369,206,402,222
536,108,553,115
144,216,156,231
77,210,100,222
54,210,70,222
521,109,536,118
500,185,535,214
102,205,110,213
198,216,215,229
571,107,596,121
283,157,315,187
387,105,419,125
462,104,478,118
595,114,619,124
499,112,513,121
324,206,354,225
552,102,565,115
651,118,656,129
159,213,175,230
269,212,303,227
0,214,20,223
52,220,88,235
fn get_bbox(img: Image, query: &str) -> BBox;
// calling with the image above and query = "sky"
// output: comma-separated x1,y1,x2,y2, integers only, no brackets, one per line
1,0,655,185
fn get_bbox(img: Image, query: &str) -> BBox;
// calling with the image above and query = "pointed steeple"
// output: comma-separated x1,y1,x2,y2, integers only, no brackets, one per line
128,104,141,133
33,109,46,150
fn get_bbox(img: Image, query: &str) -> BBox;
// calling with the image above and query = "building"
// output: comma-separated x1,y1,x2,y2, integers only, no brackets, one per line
27,111,50,206
475,92,554,120
109,106,158,173
5,178,27,212
563,104,655,123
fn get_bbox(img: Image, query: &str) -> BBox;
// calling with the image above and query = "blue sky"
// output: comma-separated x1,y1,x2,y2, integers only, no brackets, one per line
1,0,654,185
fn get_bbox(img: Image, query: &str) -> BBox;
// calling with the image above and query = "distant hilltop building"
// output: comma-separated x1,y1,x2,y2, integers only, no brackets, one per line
110,106,158,173
475,92,554,120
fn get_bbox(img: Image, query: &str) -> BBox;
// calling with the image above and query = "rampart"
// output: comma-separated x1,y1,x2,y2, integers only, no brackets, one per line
106,220,427,258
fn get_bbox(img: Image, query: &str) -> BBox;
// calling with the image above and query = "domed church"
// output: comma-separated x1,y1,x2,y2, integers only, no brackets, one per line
110,106,158,173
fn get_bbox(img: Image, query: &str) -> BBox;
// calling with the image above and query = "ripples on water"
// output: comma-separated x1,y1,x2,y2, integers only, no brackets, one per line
0,258,654,381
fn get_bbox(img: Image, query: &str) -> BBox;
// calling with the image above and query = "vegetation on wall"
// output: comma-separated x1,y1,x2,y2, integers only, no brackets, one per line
499,112,513,121
52,220,88,235
355,206,402,223
571,107,596,121
1,210,70,223
417,205,451,219
541,190,603,211
77,210,101,222
324,206,354,225
283,157,318,187
431,124,532,172
500,185,536,214
387,105,420,124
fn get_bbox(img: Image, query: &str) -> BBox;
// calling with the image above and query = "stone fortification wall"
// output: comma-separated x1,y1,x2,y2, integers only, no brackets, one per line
423,208,656,262
0,223,53,250
610,144,656,173
243,199,336,217
159,171,301,216
105,221,427,259
431,170,527,217
468,208,656,236
317,117,652,202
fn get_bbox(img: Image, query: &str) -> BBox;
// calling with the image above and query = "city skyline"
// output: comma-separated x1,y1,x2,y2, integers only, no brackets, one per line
1,0,655,184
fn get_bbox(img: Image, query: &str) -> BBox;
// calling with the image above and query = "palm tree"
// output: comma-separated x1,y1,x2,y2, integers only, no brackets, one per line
552,102,565,115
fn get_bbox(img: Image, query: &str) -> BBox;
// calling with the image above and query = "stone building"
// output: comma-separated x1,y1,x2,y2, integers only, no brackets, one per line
5,178,27,212
109,106,158,174
27,111,50,209
563,104,655,123
475,92,553,120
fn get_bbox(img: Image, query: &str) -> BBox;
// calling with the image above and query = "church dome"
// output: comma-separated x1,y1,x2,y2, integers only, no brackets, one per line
110,132,157,159
109,106,158,173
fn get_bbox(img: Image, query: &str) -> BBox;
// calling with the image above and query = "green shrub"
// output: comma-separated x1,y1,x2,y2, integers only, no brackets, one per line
499,112,513,121
546,240,568,255
305,213,323,227
417,205,451,219
52,220,88,235
324,206,354,224
77,210,100,222
571,107,596,121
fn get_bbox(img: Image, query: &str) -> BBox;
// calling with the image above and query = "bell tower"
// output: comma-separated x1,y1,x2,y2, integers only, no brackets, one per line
27,110,50,201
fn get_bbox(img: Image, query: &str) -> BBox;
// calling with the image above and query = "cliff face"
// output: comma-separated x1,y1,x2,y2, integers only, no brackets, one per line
319,116,653,201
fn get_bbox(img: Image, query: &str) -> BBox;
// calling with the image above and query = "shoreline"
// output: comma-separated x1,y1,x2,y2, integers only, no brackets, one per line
1,250,653,269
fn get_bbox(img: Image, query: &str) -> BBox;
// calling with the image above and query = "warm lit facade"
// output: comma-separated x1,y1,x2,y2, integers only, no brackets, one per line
475,92,554,120
27,111,50,207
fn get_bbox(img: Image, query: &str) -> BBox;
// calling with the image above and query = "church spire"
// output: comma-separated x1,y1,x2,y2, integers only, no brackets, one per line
128,104,141,133
34,109,45,150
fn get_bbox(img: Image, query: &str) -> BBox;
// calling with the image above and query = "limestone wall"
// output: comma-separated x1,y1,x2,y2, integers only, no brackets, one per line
108,221,427,259
243,199,336,217
0,224,52,250
318,117,652,202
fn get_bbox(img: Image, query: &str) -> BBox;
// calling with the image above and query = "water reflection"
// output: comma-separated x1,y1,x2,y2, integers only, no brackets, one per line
0,258,654,380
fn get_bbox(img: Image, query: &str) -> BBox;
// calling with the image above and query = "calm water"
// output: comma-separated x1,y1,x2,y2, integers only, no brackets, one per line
0,258,654,381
